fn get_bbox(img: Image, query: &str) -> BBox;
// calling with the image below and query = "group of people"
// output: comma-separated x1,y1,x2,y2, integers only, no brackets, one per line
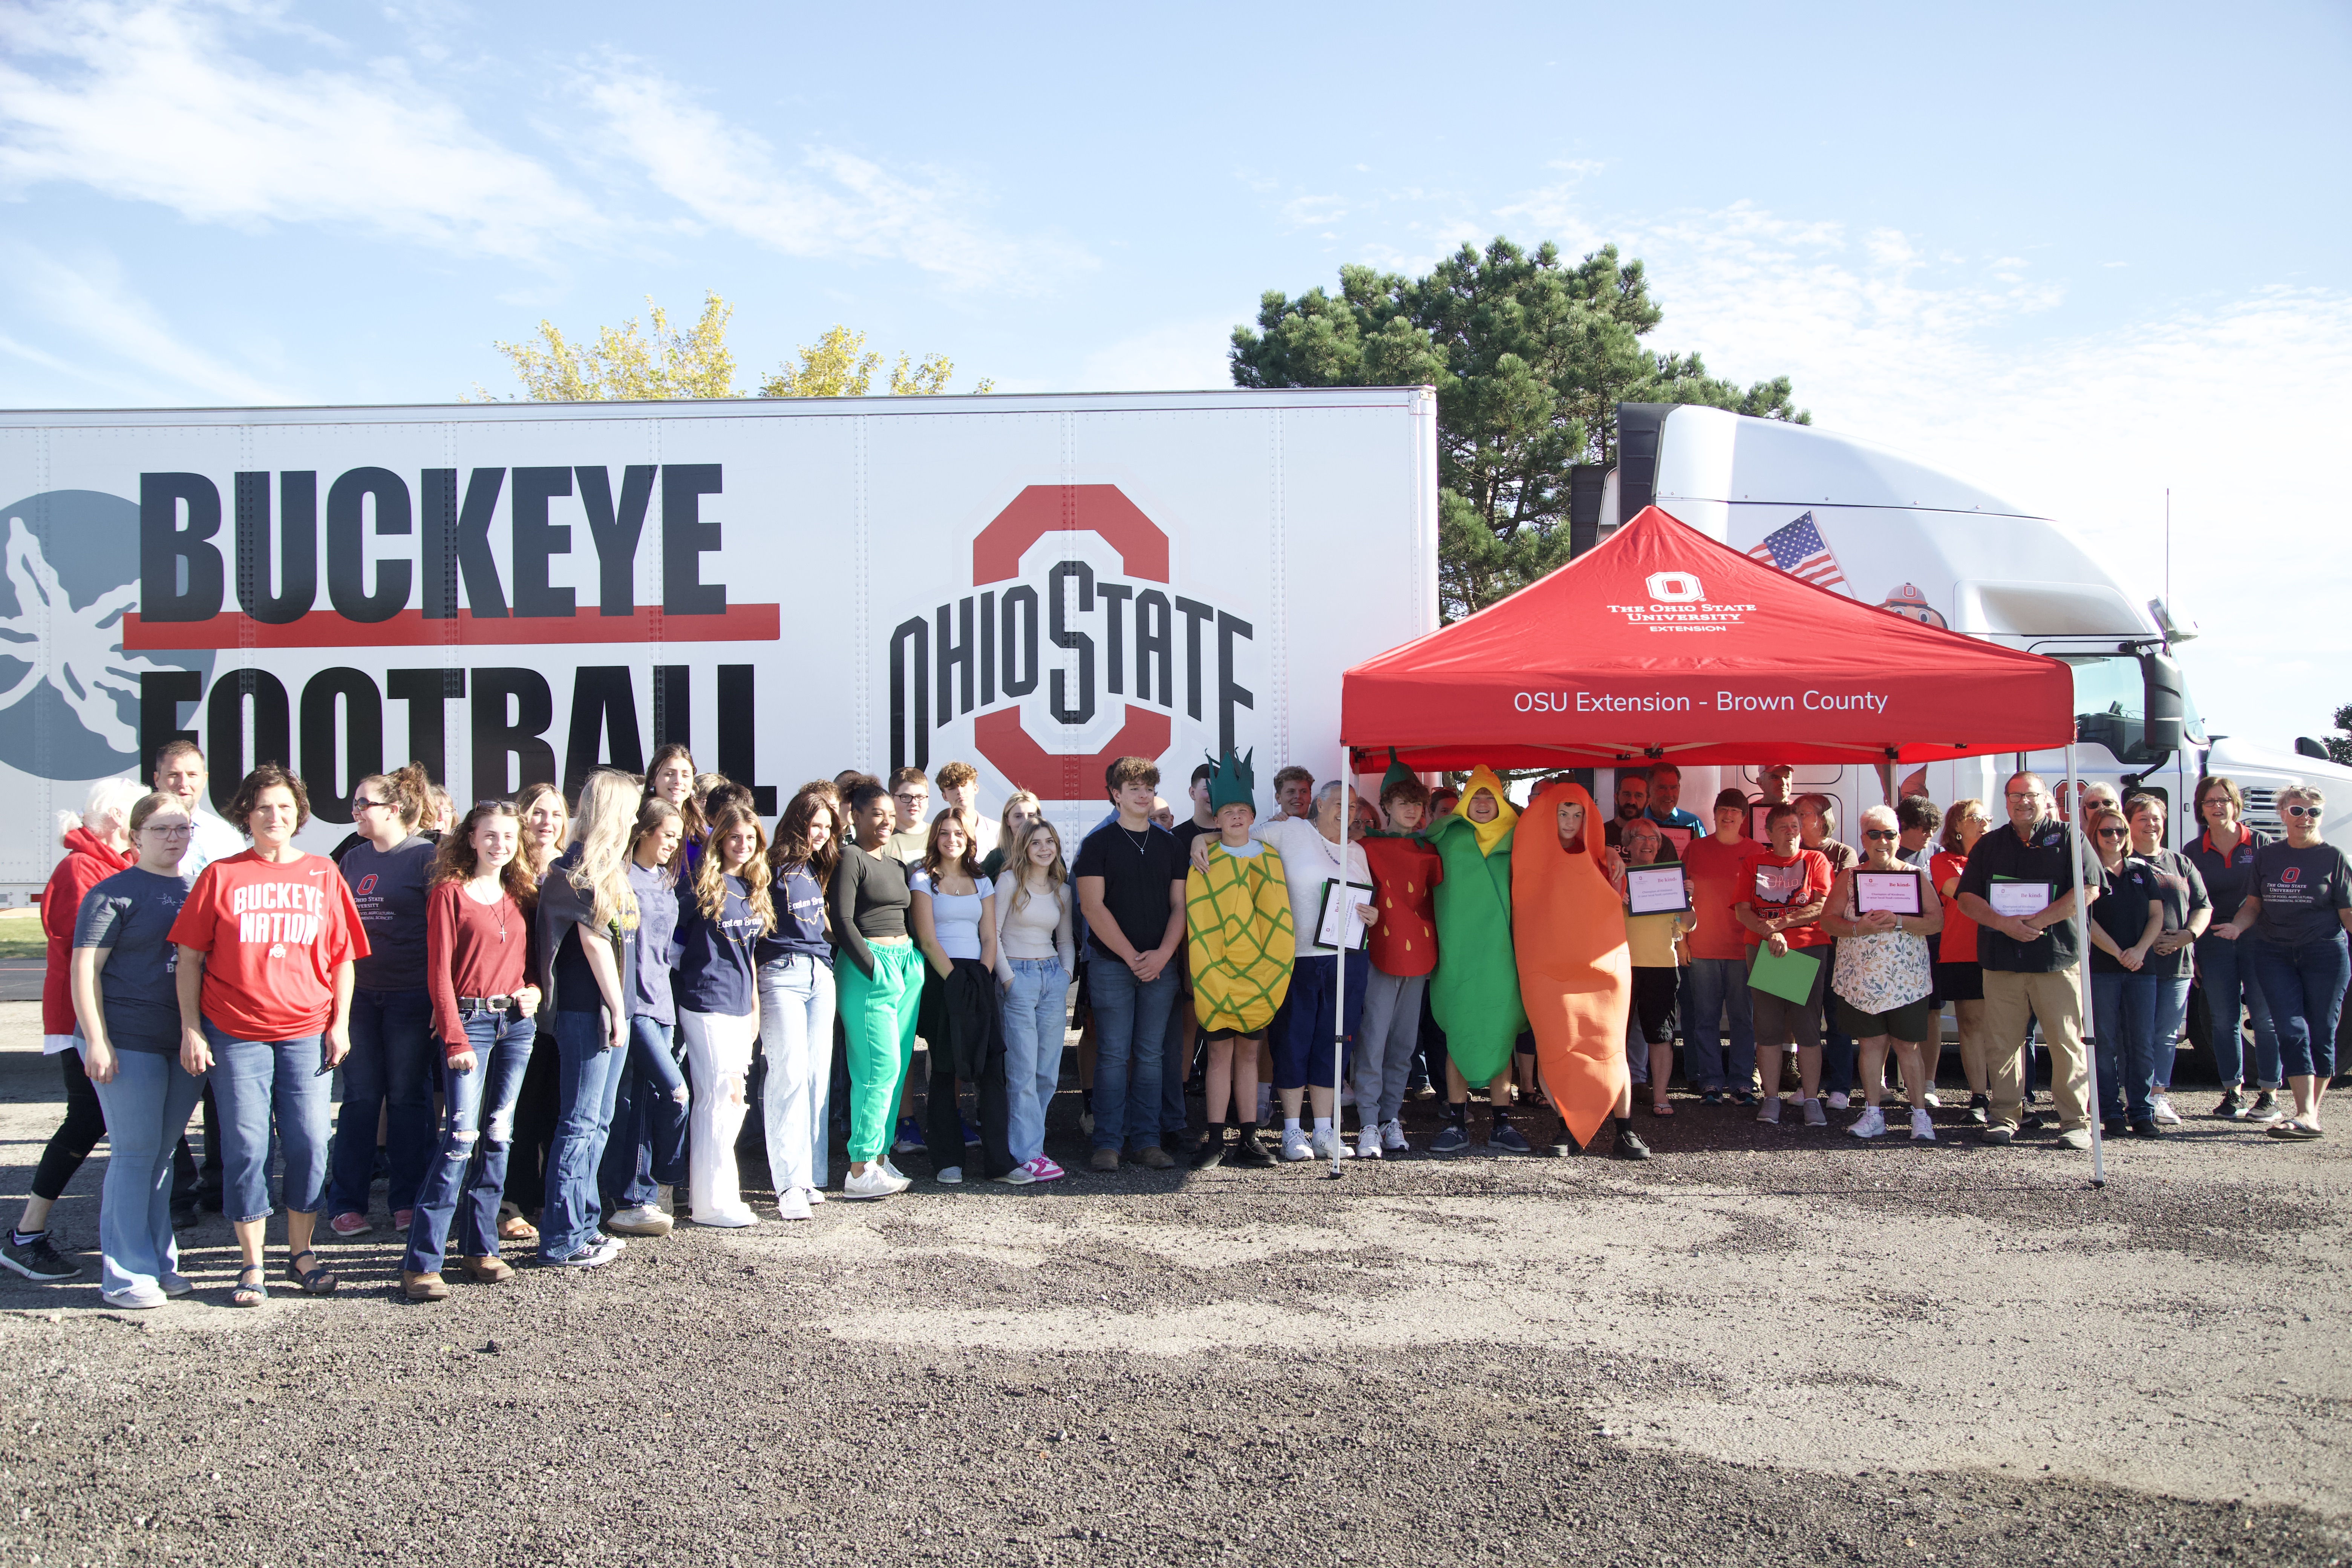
7,740,2346,1311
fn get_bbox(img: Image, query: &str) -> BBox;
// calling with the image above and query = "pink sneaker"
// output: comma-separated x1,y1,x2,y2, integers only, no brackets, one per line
329,1211,371,1237
391,1209,413,1231
1027,1156,1065,1183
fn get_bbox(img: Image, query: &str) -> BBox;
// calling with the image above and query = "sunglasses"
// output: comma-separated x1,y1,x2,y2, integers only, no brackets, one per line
353,797,391,810
2283,805,2323,819
1862,829,1898,841
2097,827,2129,839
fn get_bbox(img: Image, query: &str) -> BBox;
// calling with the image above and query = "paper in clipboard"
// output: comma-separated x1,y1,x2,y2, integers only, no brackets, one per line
1316,879,1375,951
1626,866,1690,915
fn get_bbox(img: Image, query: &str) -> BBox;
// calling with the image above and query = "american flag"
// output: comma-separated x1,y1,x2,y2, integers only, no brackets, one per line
1746,511,1847,591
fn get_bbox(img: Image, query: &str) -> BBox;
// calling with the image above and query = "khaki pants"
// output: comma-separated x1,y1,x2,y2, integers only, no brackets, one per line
1980,967,2090,1132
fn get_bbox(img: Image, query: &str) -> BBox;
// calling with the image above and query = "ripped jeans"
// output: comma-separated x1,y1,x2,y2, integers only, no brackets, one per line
400,1008,536,1276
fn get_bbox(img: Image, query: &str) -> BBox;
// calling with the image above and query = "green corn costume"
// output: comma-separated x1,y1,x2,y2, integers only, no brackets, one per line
1185,750,1295,1034
1424,764,1527,1082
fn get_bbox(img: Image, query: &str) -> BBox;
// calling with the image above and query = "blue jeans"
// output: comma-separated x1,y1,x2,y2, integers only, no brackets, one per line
2196,934,2280,1089
757,955,836,1197
1085,954,1174,1153
81,1046,203,1297
2143,972,2191,1091
1681,957,1756,1092
1820,947,1856,1094
2250,934,2350,1082
1162,986,1193,1141
600,1016,690,1215
1000,957,1068,1165
205,1023,331,1223
1275,951,1370,1089
402,1009,534,1274
326,987,437,1218
540,1010,627,1259
2090,970,2155,1123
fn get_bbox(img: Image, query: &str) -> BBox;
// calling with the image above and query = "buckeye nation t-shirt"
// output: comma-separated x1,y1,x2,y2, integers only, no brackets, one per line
168,849,368,1041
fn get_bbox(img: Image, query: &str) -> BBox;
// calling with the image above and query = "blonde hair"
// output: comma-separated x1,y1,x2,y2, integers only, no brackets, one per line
695,804,776,935
564,769,642,931
997,790,1042,849
1006,819,1068,919
59,776,145,846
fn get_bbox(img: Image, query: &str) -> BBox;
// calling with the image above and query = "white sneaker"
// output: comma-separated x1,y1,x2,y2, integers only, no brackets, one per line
995,1164,1038,1185
1355,1124,1383,1160
842,1165,909,1200
1849,1106,1887,1139
882,1156,909,1183
1802,1097,1829,1127
1826,1091,1850,1110
776,1187,812,1221
802,1186,827,1205
935,1166,964,1185
1279,1126,1312,1162
2151,1095,2181,1126
1340,1085,1358,1109
101,1284,168,1310
1756,1095,1782,1124
159,1271,194,1298
1079,1110,1095,1136
1309,1126,1354,1161
1910,1109,1936,1141
1381,1118,1409,1152
1923,1092,1943,1109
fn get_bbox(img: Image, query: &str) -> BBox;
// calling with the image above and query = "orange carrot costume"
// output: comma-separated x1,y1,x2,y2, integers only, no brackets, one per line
1510,780,1632,1149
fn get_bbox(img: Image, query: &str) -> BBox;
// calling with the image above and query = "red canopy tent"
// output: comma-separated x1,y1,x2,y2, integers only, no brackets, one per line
1343,505,2073,772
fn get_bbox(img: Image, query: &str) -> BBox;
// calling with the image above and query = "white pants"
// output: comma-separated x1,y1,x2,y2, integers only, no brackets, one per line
758,954,836,1196
680,1007,758,1227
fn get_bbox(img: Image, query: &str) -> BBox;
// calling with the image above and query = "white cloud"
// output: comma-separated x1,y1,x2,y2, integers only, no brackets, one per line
0,0,600,259
1282,193,1348,226
0,243,297,403
1073,315,1239,393
577,64,1092,293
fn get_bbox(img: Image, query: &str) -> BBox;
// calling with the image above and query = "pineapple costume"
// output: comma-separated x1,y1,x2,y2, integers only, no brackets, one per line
1186,750,1295,1033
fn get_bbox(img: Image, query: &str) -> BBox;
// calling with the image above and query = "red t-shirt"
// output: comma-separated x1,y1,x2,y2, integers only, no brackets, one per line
1362,835,1443,977
426,880,534,1053
1738,847,1833,950
1681,833,1756,962
1929,849,1978,964
168,850,368,1040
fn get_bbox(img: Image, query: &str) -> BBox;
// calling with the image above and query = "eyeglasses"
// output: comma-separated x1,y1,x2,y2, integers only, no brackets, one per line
2283,805,2323,819
1862,829,1898,841
2003,790,2043,801
142,823,193,838
2097,827,2129,839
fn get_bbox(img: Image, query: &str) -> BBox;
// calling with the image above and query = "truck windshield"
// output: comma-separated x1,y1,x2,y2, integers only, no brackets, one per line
2063,653,2204,761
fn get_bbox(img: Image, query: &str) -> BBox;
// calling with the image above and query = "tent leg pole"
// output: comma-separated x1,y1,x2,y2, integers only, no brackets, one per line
1331,731,1347,1179
2069,741,2106,1188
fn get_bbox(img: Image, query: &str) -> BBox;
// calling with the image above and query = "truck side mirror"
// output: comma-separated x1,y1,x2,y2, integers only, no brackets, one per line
2139,649,2185,755
2297,737,2329,761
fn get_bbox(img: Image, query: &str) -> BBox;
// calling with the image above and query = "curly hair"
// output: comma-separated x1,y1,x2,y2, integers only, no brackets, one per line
227,763,311,838
695,803,776,934
432,800,539,911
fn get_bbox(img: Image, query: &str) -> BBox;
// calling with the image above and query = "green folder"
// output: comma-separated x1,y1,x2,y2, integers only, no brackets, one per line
1748,943,1821,1004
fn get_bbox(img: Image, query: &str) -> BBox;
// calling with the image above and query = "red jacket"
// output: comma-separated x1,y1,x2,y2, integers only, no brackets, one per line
40,825,136,1035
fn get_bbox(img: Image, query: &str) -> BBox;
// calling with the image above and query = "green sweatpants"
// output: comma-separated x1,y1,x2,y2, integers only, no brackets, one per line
838,939,926,1164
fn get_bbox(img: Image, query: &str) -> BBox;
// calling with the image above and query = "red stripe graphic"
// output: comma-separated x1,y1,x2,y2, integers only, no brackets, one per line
122,604,781,650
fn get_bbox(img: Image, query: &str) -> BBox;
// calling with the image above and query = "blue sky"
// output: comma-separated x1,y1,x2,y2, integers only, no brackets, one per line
2,0,2347,749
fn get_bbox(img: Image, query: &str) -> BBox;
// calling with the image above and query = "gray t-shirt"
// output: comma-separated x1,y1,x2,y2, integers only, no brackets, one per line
73,867,193,1054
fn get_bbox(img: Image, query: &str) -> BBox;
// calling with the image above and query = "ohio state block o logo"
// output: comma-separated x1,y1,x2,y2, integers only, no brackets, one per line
1646,571,1705,603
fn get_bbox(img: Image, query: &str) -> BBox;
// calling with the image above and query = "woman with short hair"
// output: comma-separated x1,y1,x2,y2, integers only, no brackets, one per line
326,762,439,1238
66,792,199,1306
1932,800,1994,1124
1821,804,1943,1140
5,778,145,1285
533,770,640,1265
402,799,543,1301
759,784,841,1216
170,765,367,1304
911,811,1011,1184
674,802,774,1225
2214,784,2351,1140
2084,805,2166,1136
2125,795,2209,1127
2187,776,2281,1120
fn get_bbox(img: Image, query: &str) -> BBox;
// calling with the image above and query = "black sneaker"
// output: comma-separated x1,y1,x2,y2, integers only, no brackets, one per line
2215,1089,2248,1119
2129,1120,2161,1139
1490,1124,1533,1155
1429,1123,1470,1155
1,1231,80,1282
1550,1132,1582,1158
1700,1090,1723,1106
171,1204,201,1231
2102,1117,2130,1137
1189,1134,1227,1170
1967,1093,1990,1126
1612,1129,1653,1161
2250,1090,2282,1123
1222,1131,1277,1169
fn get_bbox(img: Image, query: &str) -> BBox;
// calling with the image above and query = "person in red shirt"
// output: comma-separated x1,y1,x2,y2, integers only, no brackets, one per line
1931,799,1994,1125
401,800,544,1302
1734,803,1833,1126
1354,761,1444,1158
170,765,366,1306
1679,787,1761,1105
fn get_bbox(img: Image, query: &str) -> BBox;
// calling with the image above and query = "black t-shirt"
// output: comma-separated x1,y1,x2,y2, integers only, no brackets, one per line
2187,825,2272,925
2138,848,2210,979
2248,841,2352,949
1071,818,1186,960
1957,818,2110,973
2088,856,2161,976
341,835,436,992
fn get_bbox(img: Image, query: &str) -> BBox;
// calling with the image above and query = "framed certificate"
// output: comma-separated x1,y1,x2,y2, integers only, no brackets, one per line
1657,824,1694,856
1627,866,1689,915
1316,879,1376,951
1989,880,2052,917
1749,802,1777,841
1854,871,1923,916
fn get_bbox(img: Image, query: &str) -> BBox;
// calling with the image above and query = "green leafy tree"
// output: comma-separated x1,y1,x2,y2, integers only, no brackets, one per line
1232,238,1809,620
2326,703,2352,767
476,297,988,401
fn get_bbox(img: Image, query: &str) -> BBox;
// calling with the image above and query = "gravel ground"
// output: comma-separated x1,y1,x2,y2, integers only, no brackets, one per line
2,999,2346,1568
